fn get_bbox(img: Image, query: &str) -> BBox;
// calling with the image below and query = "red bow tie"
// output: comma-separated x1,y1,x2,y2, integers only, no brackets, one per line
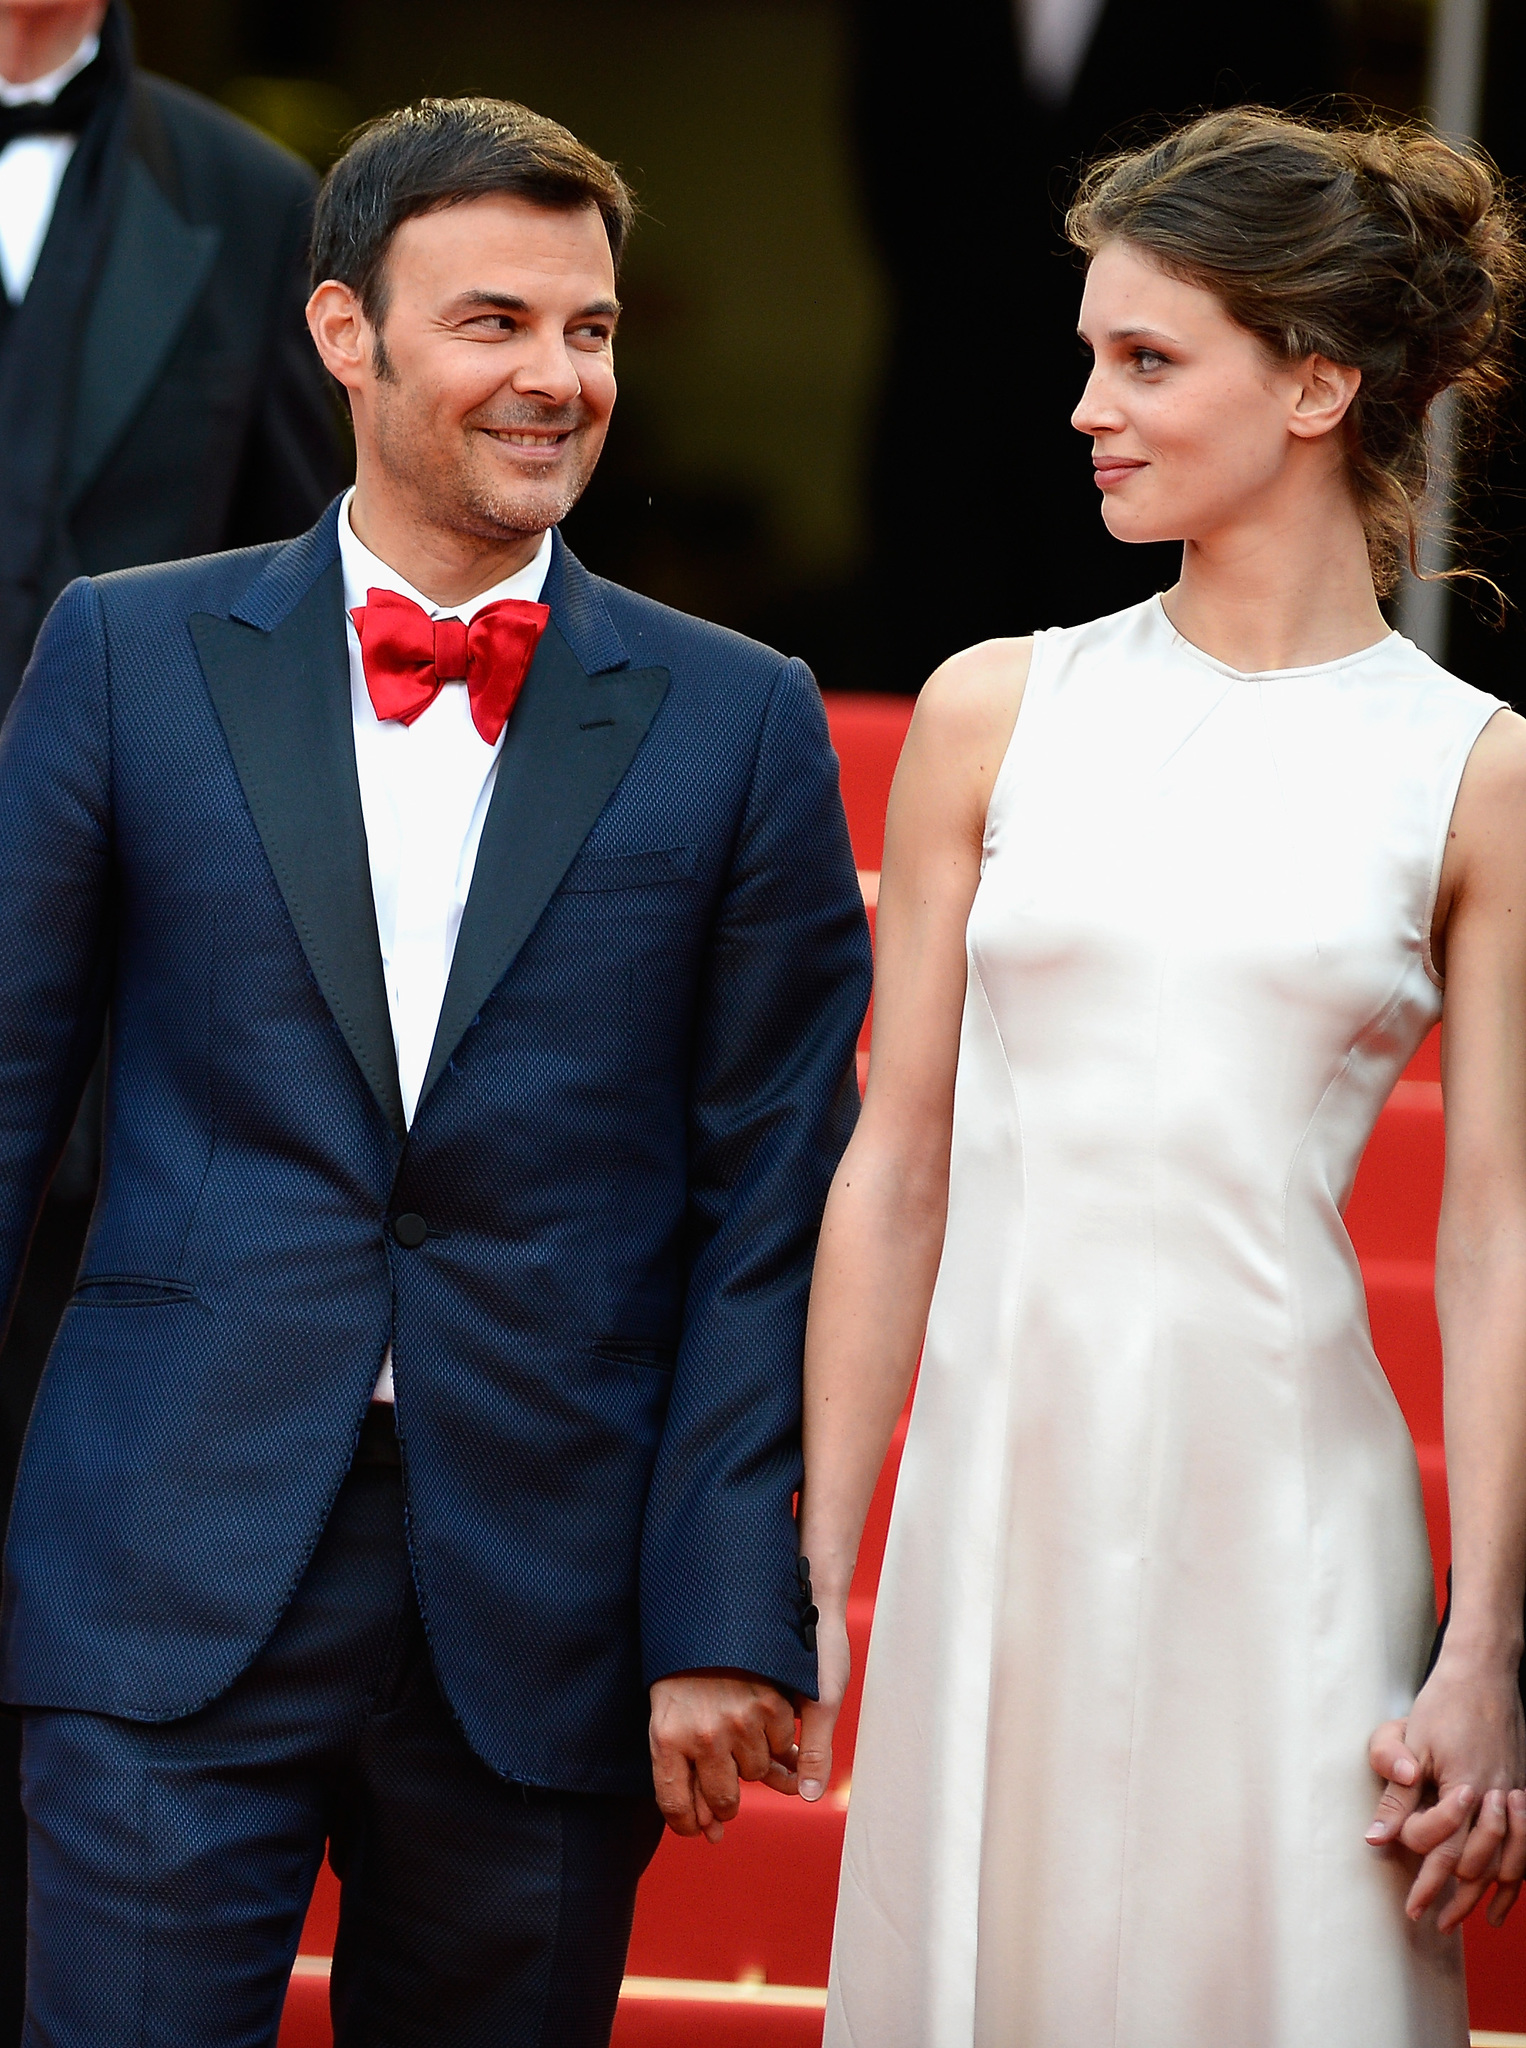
350,587,551,746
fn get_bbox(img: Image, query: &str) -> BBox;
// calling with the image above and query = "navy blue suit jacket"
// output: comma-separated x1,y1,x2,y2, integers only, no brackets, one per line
0,506,870,1796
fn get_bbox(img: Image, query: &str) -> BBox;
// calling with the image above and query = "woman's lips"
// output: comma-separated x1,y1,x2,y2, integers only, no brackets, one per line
1092,457,1147,490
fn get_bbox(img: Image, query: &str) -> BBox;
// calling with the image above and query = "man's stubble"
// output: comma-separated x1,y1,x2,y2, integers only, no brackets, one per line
369,367,601,549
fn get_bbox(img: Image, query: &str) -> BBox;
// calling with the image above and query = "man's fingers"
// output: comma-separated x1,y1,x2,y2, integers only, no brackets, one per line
651,1747,702,1839
694,1748,743,1827
797,1699,837,1804
1400,1785,1476,1859
759,1756,798,1796
764,1690,800,1762
693,1788,725,1846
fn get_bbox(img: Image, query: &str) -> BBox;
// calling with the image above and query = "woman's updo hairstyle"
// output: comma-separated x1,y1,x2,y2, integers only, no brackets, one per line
1066,108,1523,593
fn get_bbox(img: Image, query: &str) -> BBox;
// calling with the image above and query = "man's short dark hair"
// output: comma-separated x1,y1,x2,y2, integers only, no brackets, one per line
311,98,636,321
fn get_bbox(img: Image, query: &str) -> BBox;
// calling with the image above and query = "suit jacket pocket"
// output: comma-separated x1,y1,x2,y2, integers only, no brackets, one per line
70,1274,197,1306
590,1338,678,1375
559,846,698,893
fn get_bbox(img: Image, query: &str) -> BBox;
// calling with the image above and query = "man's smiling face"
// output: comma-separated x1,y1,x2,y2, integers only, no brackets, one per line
345,191,619,546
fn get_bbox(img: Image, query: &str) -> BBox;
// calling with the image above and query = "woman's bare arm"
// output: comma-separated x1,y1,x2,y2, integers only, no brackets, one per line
1368,708,1526,1927
793,638,1029,1800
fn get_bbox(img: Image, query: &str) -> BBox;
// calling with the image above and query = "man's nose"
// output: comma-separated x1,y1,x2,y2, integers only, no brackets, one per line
510,332,584,406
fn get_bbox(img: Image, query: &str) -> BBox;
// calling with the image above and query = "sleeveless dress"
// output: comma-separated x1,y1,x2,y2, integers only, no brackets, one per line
825,597,1504,2048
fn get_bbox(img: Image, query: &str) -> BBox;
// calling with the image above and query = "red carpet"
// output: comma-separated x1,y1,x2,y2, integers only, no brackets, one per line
278,692,1526,2044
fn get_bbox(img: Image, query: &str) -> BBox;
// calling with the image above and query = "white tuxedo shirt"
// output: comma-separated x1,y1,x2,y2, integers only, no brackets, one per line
0,33,98,303
337,489,553,1400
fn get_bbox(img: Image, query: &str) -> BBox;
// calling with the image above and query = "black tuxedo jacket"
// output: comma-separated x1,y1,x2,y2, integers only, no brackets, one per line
0,58,348,712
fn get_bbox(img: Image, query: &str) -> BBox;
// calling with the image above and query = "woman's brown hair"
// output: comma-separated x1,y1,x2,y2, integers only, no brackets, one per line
1066,108,1524,594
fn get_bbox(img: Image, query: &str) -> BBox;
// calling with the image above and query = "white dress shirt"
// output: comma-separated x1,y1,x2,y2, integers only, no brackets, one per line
0,33,99,303
337,489,553,1400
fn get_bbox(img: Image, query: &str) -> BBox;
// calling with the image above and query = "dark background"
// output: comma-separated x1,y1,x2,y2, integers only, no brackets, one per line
126,0,1524,703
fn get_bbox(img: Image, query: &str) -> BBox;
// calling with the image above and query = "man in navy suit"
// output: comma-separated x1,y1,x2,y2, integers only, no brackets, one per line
0,97,870,2046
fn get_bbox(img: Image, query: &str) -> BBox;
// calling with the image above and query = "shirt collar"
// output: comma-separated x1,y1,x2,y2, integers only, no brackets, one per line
337,487,553,626
0,32,100,109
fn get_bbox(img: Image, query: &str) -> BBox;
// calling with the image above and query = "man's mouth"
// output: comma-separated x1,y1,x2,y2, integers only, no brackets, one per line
483,427,574,450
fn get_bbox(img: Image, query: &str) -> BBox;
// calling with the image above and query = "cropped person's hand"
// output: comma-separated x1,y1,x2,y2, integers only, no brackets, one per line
649,1671,799,1843
796,1599,850,1805
1367,1652,1526,1931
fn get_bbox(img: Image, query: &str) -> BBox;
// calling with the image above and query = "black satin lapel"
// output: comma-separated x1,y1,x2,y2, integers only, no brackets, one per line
190,562,406,1139
64,155,220,506
420,623,669,1108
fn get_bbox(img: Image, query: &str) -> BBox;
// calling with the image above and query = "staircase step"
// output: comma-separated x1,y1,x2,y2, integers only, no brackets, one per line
629,1785,845,1984
278,1958,826,2048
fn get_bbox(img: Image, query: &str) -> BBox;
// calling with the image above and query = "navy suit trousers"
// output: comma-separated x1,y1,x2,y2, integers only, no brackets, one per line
19,1448,664,2047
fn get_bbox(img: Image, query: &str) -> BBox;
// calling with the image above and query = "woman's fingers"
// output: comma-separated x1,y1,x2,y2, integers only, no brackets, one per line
797,1697,838,1804
1366,1720,1423,1845
1405,1792,1478,1921
1438,1794,1507,1931
1456,1790,1508,1884
1484,1792,1526,1927
1400,1784,1477,1858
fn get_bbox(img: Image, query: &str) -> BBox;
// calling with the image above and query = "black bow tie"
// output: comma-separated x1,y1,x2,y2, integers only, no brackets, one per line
0,47,108,149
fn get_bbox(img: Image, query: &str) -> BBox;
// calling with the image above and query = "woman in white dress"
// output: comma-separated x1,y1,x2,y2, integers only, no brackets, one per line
796,110,1526,2045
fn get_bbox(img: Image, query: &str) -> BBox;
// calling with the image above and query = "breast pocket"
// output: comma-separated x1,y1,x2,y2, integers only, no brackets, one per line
554,846,701,1078
558,846,699,893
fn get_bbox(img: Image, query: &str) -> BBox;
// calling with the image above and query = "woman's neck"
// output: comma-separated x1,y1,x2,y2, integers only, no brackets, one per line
1160,469,1391,675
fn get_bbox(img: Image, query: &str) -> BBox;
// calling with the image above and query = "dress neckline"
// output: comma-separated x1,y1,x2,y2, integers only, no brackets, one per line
1150,594,1400,681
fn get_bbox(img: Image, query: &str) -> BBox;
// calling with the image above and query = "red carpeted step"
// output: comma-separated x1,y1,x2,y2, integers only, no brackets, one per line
628,1786,845,1985
614,1992,824,2048
277,1959,827,2048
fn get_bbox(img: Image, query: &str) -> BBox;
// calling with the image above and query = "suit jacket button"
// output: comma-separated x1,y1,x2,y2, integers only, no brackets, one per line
392,1212,428,1248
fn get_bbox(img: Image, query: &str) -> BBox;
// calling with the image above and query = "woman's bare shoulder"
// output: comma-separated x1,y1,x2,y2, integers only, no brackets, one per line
903,637,1033,781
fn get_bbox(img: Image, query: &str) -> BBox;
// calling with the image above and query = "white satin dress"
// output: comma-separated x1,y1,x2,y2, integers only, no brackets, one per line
826,597,1504,2048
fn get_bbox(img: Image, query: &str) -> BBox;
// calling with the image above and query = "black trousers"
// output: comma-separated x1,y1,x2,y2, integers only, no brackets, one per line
20,1437,664,2048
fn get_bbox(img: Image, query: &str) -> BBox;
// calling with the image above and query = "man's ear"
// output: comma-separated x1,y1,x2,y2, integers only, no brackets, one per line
306,281,373,397
1288,354,1362,441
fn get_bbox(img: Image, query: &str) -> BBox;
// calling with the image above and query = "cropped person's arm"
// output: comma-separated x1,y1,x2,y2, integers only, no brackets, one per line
793,639,1029,1801
1367,709,1526,1928
0,581,115,1338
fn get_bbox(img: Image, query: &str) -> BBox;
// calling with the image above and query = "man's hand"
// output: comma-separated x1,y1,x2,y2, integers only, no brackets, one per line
1367,1653,1526,1931
649,1671,799,1843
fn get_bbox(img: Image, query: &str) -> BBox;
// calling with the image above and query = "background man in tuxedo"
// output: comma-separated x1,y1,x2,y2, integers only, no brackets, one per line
0,95,868,2045
0,9,346,2021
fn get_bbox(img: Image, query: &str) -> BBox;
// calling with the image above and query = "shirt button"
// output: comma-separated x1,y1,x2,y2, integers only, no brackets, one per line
392,1212,428,1248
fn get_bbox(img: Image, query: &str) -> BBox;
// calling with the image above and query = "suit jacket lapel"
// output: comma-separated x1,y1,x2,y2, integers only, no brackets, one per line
190,538,406,1139
419,598,669,1110
63,153,220,508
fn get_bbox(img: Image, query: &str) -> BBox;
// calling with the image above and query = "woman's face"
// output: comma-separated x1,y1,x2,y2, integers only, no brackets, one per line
1073,239,1334,546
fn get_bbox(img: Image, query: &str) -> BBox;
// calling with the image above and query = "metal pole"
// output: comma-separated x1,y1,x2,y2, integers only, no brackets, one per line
1396,0,1489,657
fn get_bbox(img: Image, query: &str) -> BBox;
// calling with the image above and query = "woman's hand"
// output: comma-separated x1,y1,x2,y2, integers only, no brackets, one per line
1366,1649,1526,1930
796,1597,851,1804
